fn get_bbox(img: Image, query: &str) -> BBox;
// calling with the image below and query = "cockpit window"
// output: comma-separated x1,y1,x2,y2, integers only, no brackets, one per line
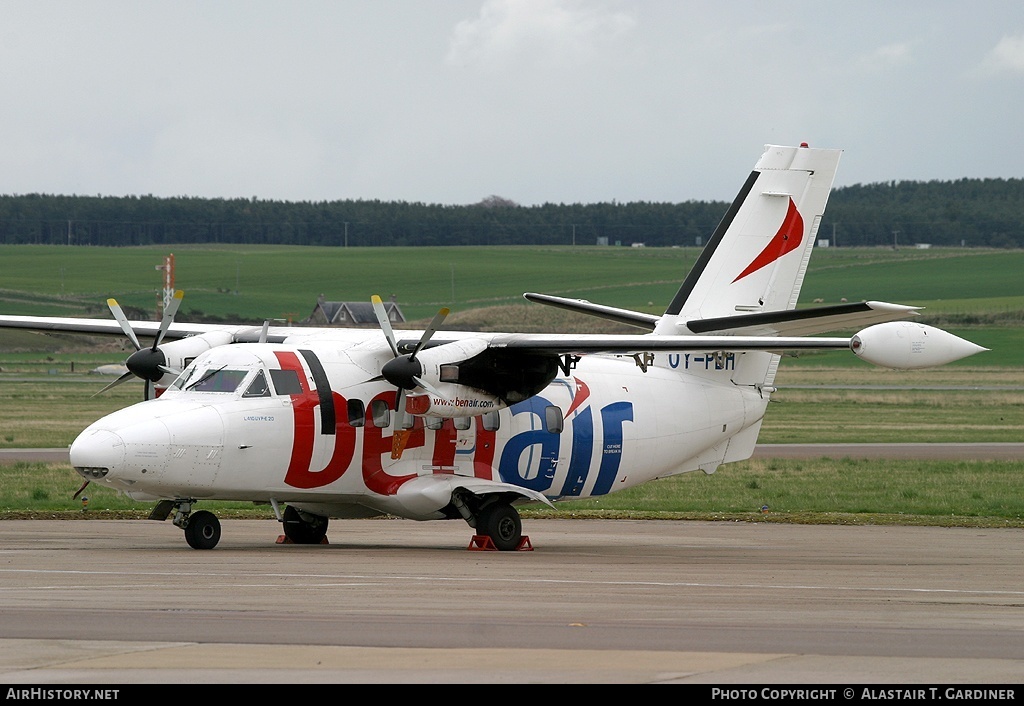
169,366,196,391
242,370,271,398
270,369,303,395
188,368,249,393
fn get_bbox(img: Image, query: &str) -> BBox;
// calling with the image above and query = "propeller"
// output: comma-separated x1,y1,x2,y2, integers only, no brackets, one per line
371,295,449,458
96,290,184,400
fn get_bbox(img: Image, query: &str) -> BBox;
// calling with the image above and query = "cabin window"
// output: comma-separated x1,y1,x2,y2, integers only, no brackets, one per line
482,411,500,431
370,399,391,428
545,405,563,434
454,416,471,431
269,369,303,396
347,399,365,427
189,368,248,393
242,370,271,398
425,417,444,430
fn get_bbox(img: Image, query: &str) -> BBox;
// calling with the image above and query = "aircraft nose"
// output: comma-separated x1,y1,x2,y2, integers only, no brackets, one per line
70,428,126,481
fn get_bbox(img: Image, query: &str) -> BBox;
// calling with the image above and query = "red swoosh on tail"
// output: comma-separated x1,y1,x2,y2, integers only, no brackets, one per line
732,197,804,283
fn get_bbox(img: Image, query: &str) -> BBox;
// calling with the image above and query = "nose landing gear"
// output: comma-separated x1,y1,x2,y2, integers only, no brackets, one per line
150,499,223,550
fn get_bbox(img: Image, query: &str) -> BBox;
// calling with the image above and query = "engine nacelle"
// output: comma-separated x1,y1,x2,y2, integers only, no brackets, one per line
152,331,237,387
851,321,987,369
413,338,490,385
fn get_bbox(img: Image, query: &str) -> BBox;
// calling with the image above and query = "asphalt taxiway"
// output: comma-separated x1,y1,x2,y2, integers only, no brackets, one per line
0,517,1021,684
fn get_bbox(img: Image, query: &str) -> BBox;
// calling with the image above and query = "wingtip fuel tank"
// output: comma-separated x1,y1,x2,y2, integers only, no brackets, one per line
851,321,988,369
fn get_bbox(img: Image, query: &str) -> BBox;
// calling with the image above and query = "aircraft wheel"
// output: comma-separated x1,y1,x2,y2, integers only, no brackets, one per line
477,502,522,551
184,510,221,550
283,505,329,544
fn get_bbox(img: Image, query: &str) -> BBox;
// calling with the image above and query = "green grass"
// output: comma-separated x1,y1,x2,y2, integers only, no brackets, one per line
5,457,1022,528
528,457,1024,527
3,244,1023,323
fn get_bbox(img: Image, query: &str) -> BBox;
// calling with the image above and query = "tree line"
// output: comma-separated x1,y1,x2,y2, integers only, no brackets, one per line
1,178,1021,249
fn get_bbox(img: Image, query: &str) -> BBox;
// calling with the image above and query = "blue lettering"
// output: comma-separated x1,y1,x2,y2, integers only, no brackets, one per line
592,401,633,495
668,353,680,368
559,407,594,496
498,397,560,492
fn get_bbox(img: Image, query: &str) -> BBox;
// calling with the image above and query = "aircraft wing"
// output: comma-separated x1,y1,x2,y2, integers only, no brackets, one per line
489,332,852,355
0,315,243,341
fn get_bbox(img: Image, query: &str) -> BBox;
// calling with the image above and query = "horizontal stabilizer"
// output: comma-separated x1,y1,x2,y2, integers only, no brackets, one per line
524,292,659,330
687,300,920,336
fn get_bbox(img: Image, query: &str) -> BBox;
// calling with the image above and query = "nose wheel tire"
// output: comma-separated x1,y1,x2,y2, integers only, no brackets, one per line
184,510,221,550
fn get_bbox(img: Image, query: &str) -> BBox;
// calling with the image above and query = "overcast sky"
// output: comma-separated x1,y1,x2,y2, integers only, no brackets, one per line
2,1,1021,206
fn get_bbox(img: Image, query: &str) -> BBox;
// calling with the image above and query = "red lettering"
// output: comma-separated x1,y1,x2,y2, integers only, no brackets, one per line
277,352,354,489
473,418,495,479
362,390,421,496
431,419,457,468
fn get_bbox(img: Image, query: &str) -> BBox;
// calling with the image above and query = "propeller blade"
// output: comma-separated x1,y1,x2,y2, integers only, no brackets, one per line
152,290,184,350
107,298,142,351
371,295,400,357
93,370,136,397
391,388,412,459
393,387,408,430
259,320,270,344
410,307,450,360
412,375,449,402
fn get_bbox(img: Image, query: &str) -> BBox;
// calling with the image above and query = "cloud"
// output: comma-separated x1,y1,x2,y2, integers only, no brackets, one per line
982,34,1024,73
855,41,915,72
446,0,635,70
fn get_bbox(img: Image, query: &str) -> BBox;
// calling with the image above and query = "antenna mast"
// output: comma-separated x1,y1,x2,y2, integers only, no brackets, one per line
156,253,175,316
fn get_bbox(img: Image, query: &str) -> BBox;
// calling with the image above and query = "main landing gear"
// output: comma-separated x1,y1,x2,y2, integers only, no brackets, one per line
475,502,524,551
280,505,330,545
451,491,530,551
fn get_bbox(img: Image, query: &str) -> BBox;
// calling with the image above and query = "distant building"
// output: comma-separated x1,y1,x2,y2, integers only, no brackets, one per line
306,294,405,326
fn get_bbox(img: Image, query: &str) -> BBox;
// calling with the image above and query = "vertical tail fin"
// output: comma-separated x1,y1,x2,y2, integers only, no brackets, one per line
656,144,842,331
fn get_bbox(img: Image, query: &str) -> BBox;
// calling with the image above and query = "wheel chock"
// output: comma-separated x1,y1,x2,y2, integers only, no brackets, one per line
275,535,329,545
468,534,496,550
467,535,534,551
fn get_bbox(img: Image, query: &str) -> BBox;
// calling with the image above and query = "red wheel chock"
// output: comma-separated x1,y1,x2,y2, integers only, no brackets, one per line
276,535,330,545
468,535,533,551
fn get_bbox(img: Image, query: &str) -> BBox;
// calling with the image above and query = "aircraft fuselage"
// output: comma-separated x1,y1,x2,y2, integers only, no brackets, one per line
70,340,765,521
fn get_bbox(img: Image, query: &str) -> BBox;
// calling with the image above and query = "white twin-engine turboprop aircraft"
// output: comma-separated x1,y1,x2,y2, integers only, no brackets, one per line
0,144,986,550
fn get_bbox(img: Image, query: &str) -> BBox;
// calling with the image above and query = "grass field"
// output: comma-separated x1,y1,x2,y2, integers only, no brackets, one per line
2,243,1023,322
5,456,1022,528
